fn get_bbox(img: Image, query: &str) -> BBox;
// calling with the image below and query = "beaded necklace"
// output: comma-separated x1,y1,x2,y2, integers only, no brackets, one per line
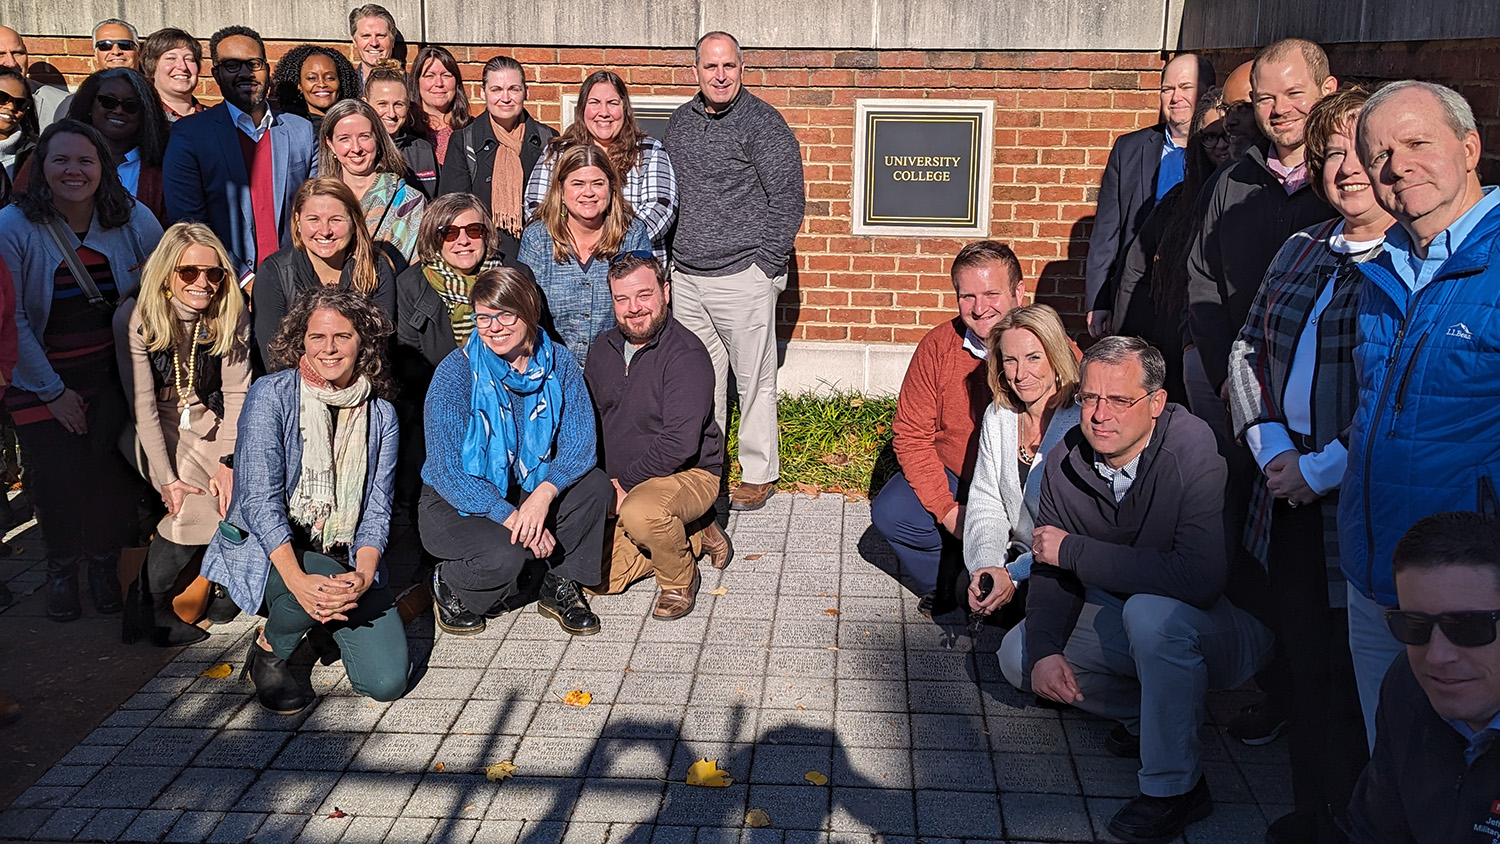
172,319,203,430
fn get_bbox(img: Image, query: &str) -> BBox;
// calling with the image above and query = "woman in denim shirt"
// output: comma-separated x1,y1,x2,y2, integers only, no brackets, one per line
518,143,649,366
203,286,407,714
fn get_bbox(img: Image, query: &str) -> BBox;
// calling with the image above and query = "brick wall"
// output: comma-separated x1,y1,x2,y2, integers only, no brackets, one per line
24,36,1171,341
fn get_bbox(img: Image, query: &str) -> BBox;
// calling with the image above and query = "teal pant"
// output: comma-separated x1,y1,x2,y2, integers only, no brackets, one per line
261,550,410,702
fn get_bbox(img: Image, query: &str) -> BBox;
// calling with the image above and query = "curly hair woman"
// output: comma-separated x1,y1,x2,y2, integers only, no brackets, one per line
203,285,407,713
271,44,361,136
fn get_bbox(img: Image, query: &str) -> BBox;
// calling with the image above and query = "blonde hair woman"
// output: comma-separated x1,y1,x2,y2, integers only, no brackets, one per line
116,222,251,646
963,303,1080,618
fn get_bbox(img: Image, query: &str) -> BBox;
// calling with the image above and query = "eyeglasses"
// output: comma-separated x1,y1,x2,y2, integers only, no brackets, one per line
0,91,29,112
95,94,142,115
95,39,139,53
472,311,519,329
1199,132,1230,148
1385,609,1500,648
1078,391,1156,413
609,250,654,265
174,265,228,285
216,58,268,75
440,223,486,243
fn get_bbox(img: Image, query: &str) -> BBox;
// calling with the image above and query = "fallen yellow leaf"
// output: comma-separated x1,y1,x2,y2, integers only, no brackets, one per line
822,608,841,617
709,586,728,596
432,761,446,773
562,690,592,707
199,663,233,679
804,771,828,786
686,758,734,787
485,761,517,782
745,808,772,827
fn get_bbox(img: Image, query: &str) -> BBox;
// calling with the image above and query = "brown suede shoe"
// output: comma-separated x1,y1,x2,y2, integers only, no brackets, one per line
653,569,700,621
700,522,734,569
729,481,775,511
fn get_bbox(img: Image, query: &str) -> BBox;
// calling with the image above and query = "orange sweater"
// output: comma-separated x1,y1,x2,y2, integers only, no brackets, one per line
891,318,991,520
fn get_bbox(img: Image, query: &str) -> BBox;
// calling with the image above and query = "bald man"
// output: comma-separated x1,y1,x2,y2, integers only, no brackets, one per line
0,26,68,128
1086,53,1215,338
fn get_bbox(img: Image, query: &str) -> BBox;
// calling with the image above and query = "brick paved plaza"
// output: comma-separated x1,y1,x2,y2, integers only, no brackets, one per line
0,493,1288,843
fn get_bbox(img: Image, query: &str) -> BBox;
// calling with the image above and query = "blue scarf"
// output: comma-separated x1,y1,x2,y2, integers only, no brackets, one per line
460,330,563,496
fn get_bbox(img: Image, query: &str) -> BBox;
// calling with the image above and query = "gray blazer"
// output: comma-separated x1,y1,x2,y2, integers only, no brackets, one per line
202,369,399,614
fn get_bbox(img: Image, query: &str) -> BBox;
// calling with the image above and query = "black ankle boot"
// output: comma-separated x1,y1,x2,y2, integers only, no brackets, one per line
432,565,484,636
86,554,123,615
537,572,600,636
243,635,312,714
46,556,82,622
135,538,207,646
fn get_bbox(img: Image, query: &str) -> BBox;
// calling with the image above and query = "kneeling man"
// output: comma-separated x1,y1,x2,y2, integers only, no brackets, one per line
584,253,731,620
999,336,1272,843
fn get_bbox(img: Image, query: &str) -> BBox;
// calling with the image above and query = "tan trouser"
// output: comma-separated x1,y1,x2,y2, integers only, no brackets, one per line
600,468,720,593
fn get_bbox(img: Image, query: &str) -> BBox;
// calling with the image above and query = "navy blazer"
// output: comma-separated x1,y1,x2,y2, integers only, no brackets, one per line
162,104,317,280
1085,123,1168,313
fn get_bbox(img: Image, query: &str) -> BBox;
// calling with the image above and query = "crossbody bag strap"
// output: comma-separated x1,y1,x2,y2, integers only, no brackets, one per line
42,217,113,308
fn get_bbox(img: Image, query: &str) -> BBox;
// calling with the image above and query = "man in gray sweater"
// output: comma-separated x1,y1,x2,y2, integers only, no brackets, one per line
664,31,805,511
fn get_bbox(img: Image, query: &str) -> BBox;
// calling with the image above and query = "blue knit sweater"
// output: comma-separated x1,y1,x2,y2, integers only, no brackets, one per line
421,344,596,524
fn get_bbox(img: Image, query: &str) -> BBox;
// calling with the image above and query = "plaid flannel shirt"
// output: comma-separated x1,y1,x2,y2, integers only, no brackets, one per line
1227,219,1381,606
524,136,678,264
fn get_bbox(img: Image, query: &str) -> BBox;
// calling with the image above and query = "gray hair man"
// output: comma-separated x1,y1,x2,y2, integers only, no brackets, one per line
93,19,140,70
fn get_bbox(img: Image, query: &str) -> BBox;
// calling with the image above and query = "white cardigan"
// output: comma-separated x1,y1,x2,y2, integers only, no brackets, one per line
963,400,1080,577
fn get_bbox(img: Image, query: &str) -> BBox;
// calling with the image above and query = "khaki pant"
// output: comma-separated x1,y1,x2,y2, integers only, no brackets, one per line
600,469,720,593
671,264,786,484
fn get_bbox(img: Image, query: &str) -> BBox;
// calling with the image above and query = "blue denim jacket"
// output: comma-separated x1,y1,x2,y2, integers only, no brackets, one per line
202,369,399,614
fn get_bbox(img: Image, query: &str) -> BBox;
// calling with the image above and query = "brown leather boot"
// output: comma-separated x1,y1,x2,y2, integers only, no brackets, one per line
653,569,700,621
729,481,775,511
699,522,734,569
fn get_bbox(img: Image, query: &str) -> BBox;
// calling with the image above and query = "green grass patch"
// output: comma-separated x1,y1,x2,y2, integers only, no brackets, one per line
726,391,900,499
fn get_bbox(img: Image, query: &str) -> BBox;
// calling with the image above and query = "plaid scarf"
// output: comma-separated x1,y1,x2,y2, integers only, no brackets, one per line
424,257,502,346
287,356,371,551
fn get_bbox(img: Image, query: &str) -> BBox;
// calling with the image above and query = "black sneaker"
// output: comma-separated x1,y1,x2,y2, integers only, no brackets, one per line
432,566,485,636
1107,775,1213,843
1228,701,1287,746
1105,722,1141,759
537,572,600,636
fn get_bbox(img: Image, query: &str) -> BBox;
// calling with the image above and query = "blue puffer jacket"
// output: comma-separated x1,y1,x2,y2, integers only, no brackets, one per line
1340,200,1500,607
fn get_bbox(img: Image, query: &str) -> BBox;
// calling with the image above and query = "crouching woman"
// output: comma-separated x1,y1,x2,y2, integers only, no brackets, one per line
203,286,408,713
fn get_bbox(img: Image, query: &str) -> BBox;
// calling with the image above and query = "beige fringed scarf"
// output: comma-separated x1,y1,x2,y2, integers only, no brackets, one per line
490,120,527,236
287,356,372,550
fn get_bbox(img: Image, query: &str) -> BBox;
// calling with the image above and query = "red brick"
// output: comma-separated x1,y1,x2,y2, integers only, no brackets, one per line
851,255,897,272
927,52,975,69
537,65,585,83
557,48,606,64
849,326,895,343
854,69,904,87
851,290,895,307
948,70,999,89
804,289,851,306
881,51,927,69
786,50,836,68
1041,148,1087,166
801,325,849,341
893,327,931,343
902,69,948,88
790,88,833,105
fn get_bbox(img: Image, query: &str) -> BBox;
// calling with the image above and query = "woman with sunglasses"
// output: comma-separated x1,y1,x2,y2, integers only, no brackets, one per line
116,222,250,646
1227,88,1387,843
0,119,164,622
61,68,170,223
0,66,39,181
363,60,438,199
420,266,609,638
524,71,677,262
271,45,361,137
253,178,396,367
317,98,426,268
409,46,471,171
519,143,648,366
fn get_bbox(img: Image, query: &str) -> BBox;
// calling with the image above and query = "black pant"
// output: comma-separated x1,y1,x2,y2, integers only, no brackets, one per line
1266,497,1367,831
418,469,610,615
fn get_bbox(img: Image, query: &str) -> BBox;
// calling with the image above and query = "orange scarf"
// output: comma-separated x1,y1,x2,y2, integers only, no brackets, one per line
489,119,526,236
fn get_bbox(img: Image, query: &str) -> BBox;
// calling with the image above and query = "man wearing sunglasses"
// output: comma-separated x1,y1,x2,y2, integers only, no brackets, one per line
999,336,1272,843
1346,512,1500,844
163,25,316,294
92,19,140,71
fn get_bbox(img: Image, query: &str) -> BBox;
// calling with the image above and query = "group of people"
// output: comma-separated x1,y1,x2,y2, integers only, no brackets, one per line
873,36,1500,844
0,20,799,713
0,14,1493,844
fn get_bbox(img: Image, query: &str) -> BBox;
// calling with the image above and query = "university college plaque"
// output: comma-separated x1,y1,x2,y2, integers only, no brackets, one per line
852,99,995,237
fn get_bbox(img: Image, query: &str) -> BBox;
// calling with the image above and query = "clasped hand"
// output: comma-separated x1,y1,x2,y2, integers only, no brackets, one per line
504,482,558,558
289,569,371,623
1264,449,1317,506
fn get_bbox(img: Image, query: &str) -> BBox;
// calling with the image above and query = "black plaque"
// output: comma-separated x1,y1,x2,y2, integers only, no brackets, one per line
633,105,676,141
859,109,986,232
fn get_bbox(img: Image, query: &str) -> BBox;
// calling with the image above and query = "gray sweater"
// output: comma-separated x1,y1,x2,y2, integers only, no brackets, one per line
664,90,805,277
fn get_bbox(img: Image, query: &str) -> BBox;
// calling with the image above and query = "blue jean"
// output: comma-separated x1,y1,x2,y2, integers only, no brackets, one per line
262,550,410,702
1000,588,1273,796
870,469,962,596
1346,583,1405,753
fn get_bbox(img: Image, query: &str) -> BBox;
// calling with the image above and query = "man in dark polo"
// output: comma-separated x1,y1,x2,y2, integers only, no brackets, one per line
583,253,731,621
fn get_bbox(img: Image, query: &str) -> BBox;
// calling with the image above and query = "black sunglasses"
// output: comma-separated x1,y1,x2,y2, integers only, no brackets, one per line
95,94,142,115
0,91,30,112
610,249,654,265
174,265,228,285
1385,609,1500,648
440,223,486,243
216,58,268,75
95,39,138,53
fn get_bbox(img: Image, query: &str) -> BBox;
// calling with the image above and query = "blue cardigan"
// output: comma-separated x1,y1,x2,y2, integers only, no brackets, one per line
202,368,399,614
421,343,596,525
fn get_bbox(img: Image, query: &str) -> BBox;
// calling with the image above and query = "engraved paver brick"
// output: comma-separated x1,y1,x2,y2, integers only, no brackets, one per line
833,711,910,748
68,764,180,808
584,738,673,780
914,789,1002,838
514,735,598,777
913,749,997,792
152,768,258,810
761,675,835,710
271,732,367,771
401,668,483,699
318,772,421,817
402,773,495,818
1001,793,1094,842
121,808,182,843
165,810,224,843
77,807,139,842
299,697,391,732
484,778,579,821
434,733,521,773
747,784,830,830
251,812,307,843
996,753,1082,795
451,699,539,736
832,746,911,789
471,669,553,701
348,731,443,771
374,698,464,733
207,811,266,843
690,674,764,710
765,647,836,678
236,769,338,813
570,779,666,824
617,672,694,705
830,786,916,834
152,694,247,729
192,730,292,768
749,744,833,785
32,807,94,841
114,727,216,767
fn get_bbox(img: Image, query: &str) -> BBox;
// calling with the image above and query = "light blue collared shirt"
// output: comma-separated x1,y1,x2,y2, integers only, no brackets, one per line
1446,709,1500,767
224,100,275,143
1093,452,1142,503
1383,185,1500,293
961,327,988,360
